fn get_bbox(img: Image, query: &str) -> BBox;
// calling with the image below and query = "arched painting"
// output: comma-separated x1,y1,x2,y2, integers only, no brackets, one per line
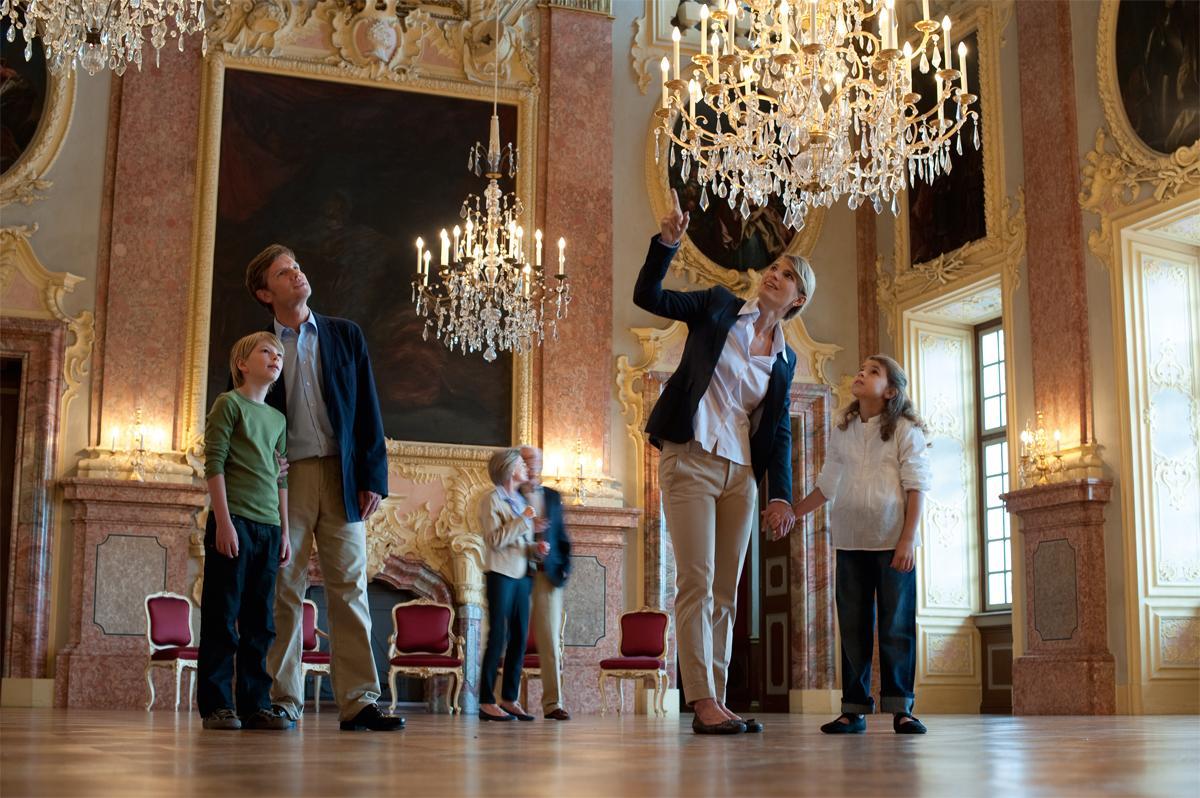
1114,0,1200,155
0,16,49,177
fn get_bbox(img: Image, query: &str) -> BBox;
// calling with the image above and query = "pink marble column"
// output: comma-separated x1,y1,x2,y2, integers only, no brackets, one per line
1002,480,1115,715
535,5,613,467
93,42,202,448
1015,0,1093,445
55,479,206,709
855,205,878,361
517,504,636,715
0,317,65,678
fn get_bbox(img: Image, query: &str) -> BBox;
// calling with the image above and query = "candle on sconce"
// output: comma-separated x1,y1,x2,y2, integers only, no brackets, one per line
878,5,889,50
700,3,709,56
557,237,566,276
922,0,929,22
809,0,818,45
660,56,669,109
779,0,790,51
941,16,951,72
439,229,449,267
1054,430,1062,453
452,225,461,262
688,78,698,118
935,74,944,127
534,229,543,267
522,265,531,298
957,41,968,93
423,250,431,285
415,236,424,274
110,426,120,452
593,457,602,476
672,26,681,81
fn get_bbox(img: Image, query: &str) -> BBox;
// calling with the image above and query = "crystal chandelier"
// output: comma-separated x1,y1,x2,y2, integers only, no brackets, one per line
653,0,979,230
412,16,569,363
1,0,215,76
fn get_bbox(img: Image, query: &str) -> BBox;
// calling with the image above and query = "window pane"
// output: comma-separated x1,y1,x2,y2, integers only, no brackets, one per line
988,540,1006,572
988,572,1006,607
997,366,1006,394
985,443,1004,476
987,507,1006,538
998,401,1007,428
1003,541,1011,571
984,397,1002,430
1004,572,1012,605
982,331,999,364
987,475,1005,507
983,364,1001,397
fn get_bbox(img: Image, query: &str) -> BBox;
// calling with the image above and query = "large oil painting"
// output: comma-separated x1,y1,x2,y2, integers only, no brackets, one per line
667,107,792,272
1115,0,1199,155
207,68,517,447
0,16,48,177
907,31,985,266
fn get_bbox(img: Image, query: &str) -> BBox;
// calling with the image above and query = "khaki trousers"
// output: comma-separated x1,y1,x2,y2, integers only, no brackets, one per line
660,440,757,703
531,572,566,712
267,457,381,721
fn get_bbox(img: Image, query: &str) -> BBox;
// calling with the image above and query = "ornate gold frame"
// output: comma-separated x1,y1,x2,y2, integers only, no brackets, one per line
0,65,75,207
643,115,826,293
1080,0,1200,270
386,598,465,714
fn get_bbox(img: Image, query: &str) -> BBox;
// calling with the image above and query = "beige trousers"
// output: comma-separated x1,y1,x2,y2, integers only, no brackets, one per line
267,457,381,721
659,440,757,703
531,572,566,712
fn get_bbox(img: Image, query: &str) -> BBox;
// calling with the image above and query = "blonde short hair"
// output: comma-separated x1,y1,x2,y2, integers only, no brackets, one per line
487,447,525,486
784,254,816,319
230,331,284,388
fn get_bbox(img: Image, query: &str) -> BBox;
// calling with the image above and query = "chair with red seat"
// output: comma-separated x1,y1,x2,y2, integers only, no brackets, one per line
144,591,198,712
386,599,464,714
301,599,332,713
598,607,670,716
512,604,567,707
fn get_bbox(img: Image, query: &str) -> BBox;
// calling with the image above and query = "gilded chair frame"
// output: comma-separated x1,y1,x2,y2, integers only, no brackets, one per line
598,606,670,717
143,591,197,712
386,598,465,714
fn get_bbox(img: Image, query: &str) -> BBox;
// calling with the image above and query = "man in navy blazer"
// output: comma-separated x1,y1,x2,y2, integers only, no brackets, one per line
519,446,573,720
245,243,402,732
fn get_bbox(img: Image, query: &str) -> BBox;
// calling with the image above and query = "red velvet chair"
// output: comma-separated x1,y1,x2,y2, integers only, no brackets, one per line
301,599,331,713
143,591,198,712
386,599,464,714
598,607,669,716
511,604,567,707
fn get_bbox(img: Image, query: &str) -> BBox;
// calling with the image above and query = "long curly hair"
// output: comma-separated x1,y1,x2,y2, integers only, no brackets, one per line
837,354,929,442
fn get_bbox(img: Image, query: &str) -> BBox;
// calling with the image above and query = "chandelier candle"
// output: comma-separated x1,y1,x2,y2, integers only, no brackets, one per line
653,0,979,229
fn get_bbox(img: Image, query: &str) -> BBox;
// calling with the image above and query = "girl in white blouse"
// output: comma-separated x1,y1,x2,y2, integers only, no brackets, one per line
785,355,932,735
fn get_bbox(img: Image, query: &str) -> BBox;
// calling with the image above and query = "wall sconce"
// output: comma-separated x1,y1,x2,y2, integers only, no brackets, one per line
1018,410,1064,486
545,436,605,506
107,407,170,481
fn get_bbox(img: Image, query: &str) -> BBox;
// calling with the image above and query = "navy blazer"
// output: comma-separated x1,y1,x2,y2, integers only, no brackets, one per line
537,486,572,588
633,235,795,503
263,312,389,522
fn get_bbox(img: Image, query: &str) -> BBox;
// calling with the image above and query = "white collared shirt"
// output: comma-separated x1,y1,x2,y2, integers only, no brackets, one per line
273,313,338,461
691,298,784,467
815,414,932,550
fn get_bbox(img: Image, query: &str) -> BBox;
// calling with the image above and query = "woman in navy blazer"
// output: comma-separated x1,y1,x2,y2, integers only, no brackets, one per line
633,191,815,735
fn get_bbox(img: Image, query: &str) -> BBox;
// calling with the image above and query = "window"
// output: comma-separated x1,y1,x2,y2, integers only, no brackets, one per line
975,322,1010,610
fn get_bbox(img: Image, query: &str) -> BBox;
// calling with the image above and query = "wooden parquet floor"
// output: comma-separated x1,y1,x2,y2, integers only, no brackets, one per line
0,709,1196,798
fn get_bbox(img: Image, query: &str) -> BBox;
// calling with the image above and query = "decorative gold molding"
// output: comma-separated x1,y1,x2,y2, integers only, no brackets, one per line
0,67,75,207
643,114,826,292
891,3,1007,284
543,0,613,17
0,225,95,477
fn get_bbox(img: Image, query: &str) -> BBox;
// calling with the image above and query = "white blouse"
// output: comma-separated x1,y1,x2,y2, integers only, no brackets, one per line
814,414,932,551
691,299,783,466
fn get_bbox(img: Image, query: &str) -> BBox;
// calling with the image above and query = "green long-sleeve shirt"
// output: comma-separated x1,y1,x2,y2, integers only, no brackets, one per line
204,390,287,526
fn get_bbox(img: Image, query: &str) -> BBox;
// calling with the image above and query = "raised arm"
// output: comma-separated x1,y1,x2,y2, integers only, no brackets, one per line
632,189,712,321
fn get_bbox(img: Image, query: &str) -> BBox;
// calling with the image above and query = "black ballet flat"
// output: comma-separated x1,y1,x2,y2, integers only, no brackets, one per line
692,716,746,735
820,713,866,734
478,709,516,722
893,712,927,734
741,717,764,733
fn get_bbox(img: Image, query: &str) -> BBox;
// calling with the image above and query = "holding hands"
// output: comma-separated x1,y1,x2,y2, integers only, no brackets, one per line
660,189,691,247
763,502,797,542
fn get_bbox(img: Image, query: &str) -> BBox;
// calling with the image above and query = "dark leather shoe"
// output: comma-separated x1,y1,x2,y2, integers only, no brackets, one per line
544,708,572,721
339,703,405,731
741,717,764,733
243,706,294,731
478,709,516,721
893,712,927,734
692,715,746,735
499,703,534,721
820,713,866,734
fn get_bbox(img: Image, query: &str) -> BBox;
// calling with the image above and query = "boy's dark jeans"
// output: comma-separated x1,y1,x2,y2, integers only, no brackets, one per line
479,571,533,705
197,513,281,718
835,549,917,715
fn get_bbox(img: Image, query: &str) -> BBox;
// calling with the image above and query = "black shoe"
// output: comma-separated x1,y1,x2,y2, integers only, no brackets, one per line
893,712,927,734
339,703,405,731
692,715,746,735
499,704,535,721
202,708,241,730
243,706,295,731
478,709,516,721
740,717,764,733
820,713,866,734
544,708,572,721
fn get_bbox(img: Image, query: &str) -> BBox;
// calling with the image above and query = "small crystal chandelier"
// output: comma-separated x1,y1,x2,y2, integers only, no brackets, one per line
413,16,569,363
1,0,216,76
654,0,979,230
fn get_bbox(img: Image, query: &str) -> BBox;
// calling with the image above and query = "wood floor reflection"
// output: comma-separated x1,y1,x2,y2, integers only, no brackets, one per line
1,709,1196,797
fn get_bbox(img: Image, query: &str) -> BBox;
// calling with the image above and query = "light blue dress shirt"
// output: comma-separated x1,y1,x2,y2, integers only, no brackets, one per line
274,313,338,461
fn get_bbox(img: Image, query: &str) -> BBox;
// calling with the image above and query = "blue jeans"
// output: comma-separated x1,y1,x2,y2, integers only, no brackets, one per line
835,549,917,714
197,513,281,718
479,571,532,705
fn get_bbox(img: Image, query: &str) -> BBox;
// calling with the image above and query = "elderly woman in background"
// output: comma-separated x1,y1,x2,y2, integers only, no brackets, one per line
477,447,549,722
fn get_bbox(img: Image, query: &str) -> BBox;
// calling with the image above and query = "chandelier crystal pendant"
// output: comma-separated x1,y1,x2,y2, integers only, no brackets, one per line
1,0,216,76
412,16,569,363
654,0,979,231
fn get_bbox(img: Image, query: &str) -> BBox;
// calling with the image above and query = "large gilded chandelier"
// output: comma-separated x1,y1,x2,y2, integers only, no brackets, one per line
413,16,569,363
1,0,216,76
654,0,979,229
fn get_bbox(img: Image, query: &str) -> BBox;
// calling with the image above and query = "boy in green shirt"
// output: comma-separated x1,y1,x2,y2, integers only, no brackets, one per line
199,332,292,730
